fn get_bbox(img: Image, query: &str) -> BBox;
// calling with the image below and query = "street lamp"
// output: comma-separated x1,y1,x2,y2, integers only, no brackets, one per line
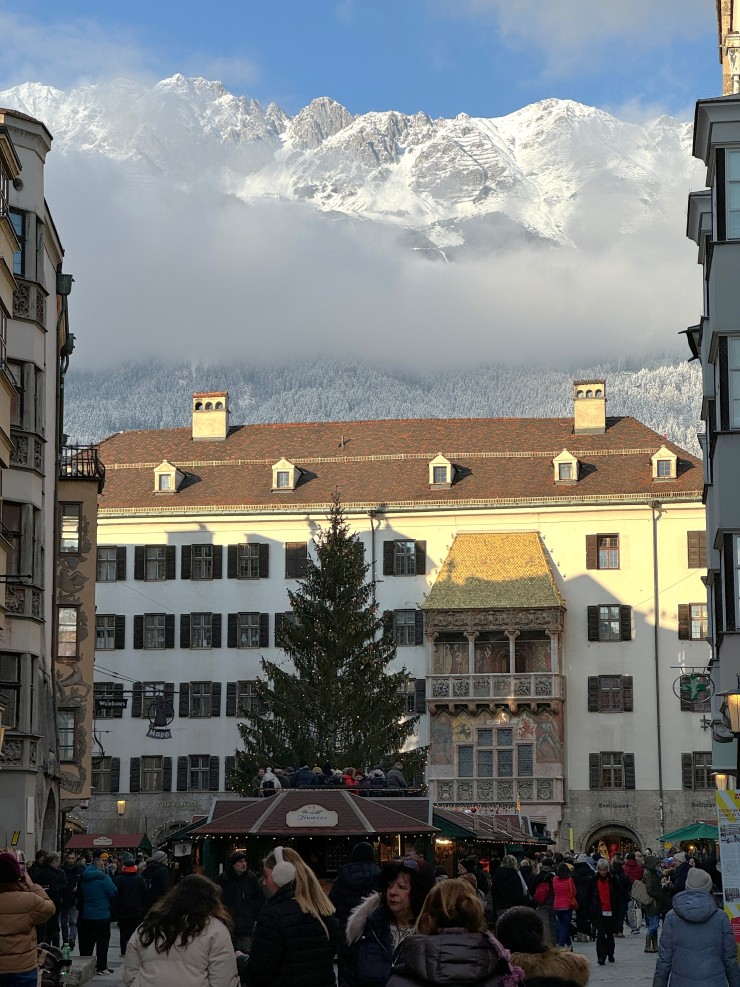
714,772,734,791
116,800,127,817
718,690,740,778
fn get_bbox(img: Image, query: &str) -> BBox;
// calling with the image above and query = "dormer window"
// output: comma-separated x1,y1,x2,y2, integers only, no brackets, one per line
428,454,453,488
153,460,184,494
553,449,578,485
651,445,677,481
272,458,299,492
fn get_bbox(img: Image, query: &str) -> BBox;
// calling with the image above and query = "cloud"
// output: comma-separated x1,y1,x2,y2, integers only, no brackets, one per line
183,55,261,90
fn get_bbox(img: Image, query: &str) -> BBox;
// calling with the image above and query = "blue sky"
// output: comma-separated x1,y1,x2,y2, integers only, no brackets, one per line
0,0,719,120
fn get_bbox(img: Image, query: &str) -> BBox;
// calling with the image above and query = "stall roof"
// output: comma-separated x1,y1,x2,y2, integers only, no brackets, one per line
193,791,438,837
433,808,548,846
65,833,152,851
660,821,718,844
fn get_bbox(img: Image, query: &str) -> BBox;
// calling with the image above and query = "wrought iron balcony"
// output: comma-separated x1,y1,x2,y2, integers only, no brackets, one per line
58,445,105,487
428,672,564,705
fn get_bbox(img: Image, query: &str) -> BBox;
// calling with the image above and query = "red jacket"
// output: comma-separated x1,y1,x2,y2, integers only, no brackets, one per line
622,859,644,884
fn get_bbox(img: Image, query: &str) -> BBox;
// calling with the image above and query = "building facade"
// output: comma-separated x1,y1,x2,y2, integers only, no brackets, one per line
85,384,711,853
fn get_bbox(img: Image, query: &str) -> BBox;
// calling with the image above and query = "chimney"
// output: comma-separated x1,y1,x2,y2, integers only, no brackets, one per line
573,379,606,434
192,391,229,441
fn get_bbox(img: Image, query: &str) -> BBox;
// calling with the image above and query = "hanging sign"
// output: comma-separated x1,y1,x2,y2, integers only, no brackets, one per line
286,804,339,828
672,673,714,710
146,697,174,740
717,790,740,942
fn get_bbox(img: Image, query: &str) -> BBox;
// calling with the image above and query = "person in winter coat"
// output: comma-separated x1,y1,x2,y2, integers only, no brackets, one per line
215,851,264,952
551,863,577,948
34,852,68,947
458,857,490,896
123,874,237,987
345,859,435,987
386,878,524,987
329,843,381,987
260,768,280,796
610,859,632,937
495,906,590,987
572,855,595,942
670,852,691,895
61,851,85,949
78,852,118,974
386,763,408,790
113,852,148,956
490,855,529,920
653,866,740,987
291,763,318,788
588,858,627,967
0,851,56,987
143,851,172,911
642,854,667,953
244,846,337,987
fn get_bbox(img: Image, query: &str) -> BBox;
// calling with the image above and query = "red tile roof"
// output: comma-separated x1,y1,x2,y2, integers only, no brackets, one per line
97,415,702,513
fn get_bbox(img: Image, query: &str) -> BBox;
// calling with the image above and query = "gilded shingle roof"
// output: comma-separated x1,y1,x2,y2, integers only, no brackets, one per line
422,532,565,610
96,415,703,514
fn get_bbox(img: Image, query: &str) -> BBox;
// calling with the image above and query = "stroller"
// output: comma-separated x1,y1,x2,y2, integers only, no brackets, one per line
37,944,70,987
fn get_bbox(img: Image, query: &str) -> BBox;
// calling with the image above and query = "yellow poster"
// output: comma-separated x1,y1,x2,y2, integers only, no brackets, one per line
716,790,740,941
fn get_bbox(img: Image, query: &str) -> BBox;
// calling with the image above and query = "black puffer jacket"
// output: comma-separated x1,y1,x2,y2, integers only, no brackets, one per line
113,869,147,924
490,867,528,912
330,861,381,934
216,868,264,938
245,882,337,987
387,930,521,987
142,861,171,910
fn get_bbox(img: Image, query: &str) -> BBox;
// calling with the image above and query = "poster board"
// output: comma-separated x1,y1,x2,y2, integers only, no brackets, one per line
717,790,740,941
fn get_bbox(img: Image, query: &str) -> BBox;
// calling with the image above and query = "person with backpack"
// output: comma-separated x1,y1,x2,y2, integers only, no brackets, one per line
216,852,264,952
142,851,171,911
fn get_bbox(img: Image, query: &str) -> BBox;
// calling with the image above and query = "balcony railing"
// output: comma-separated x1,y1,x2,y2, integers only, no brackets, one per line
433,776,564,806
429,673,564,703
59,445,105,486
12,279,46,325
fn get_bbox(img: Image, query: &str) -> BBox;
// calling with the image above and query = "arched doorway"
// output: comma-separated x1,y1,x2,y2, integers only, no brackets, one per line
583,823,641,858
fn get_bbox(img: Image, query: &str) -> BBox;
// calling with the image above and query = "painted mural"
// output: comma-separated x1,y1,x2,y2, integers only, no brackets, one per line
429,706,563,770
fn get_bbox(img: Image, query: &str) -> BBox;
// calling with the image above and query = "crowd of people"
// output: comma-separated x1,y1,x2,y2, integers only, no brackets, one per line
249,762,409,796
2,839,739,987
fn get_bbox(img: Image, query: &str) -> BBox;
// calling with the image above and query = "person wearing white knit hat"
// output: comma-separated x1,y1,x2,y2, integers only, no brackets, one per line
244,847,337,987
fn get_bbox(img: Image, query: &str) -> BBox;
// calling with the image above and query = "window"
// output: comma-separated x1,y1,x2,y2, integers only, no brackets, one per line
237,680,260,714
598,535,619,569
587,605,631,642
191,613,212,649
9,209,25,277
285,542,308,579
477,728,494,777
397,678,417,715
432,465,447,484
728,149,740,239
656,460,672,478
97,547,117,581
394,540,416,576
2,502,21,577
57,607,79,657
144,614,166,649
158,473,171,491
0,654,21,729
730,337,740,428
682,752,712,790
589,752,636,790
678,603,708,641
91,757,113,793
588,675,633,712
192,545,213,580
238,544,259,579
558,462,573,480
58,709,76,761
394,610,416,646
276,471,290,488
687,531,707,569
237,613,260,648
189,755,211,791
141,756,163,793
190,682,212,717
458,745,474,777
95,615,116,650
143,682,165,719
93,682,124,719
145,546,166,581
59,504,81,554
518,744,534,777
7,362,22,427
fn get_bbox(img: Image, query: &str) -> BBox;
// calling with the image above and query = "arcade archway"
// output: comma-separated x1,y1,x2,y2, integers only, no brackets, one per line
583,823,641,858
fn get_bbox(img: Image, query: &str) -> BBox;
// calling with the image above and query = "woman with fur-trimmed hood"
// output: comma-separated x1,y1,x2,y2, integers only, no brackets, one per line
495,906,591,987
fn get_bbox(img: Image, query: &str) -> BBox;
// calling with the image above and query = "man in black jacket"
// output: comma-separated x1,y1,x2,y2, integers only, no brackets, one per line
61,850,85,948
216,851,265,951
142,850,171,910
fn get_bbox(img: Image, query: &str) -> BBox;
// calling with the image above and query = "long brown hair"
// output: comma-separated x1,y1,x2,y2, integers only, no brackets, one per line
137,874,232,953
416,878,486,935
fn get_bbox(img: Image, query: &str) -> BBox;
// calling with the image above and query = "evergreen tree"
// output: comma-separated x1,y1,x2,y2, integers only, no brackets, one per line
232,495,418,789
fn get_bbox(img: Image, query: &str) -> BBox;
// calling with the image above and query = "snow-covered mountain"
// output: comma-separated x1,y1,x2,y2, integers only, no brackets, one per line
0,75,701,253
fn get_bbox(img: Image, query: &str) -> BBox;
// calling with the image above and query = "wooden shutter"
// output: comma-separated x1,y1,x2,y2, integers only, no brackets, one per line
717,147,727,241
116,547,127,581
274,612,284,646
678,604,690,640
587,606,599,642
587,676,599,712
725,534,737,632
165,545,176,580
414,678,427,713
162,757,172,792
165,615,175,649
133,615,144,649
383,611,393,637
209,756,220,791
212,613,222,649
415,541,426,576
114,615,125,650
227,545,238,578
211,682,222,716
130,757,141,793
383,541,395,576
224,755,236,792
180,614,191,649
112,683,124,719
164,682,175,708
624,753,636,790
181,545,192,580
132,682,143,718
415,610,424,645
177,756,188,792
720,336,731,431
213,545,223,579
110,757,120,793
285,543,308,579
227,614,238,648
226,682,237,716
681,753,694,790
623,676,634,712
134,546,145,580
687,531,706,569
589,753,600,790
259,543,269,578
259,613,269,648
620,606,632,641
585,535,598,570
179,683,190,717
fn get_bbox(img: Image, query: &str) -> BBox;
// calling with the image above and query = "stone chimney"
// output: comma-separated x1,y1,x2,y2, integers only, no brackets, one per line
192,391,229,441
573,379,606,434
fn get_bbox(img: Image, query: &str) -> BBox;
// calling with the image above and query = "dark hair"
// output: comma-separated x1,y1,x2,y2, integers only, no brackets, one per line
138,875,232,952
459,857,478,874
556,863,570,880
495,905,548,954
378,860,434,921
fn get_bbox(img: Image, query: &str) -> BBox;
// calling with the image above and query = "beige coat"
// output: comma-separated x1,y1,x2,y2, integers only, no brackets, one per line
0,881,56,973
123,917,238,987
509,947,591,987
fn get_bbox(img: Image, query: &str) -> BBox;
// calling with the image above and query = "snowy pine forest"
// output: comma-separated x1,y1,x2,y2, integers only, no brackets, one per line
65,356,703,455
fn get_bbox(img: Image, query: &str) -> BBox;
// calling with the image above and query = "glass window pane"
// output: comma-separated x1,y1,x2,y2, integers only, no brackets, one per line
498,750,514,777
478,750,494,777
729,212,740,239
518,744,534,777
728,151,740,179
458,745,474,777
497,728,513,747
478,729,493,747
729,184,740,208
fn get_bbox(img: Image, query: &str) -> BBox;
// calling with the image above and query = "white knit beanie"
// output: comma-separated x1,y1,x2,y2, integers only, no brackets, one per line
271,846,297,887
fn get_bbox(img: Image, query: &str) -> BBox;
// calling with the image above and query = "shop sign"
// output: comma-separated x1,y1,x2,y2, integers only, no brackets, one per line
92,836,113,846
286,804,339,828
